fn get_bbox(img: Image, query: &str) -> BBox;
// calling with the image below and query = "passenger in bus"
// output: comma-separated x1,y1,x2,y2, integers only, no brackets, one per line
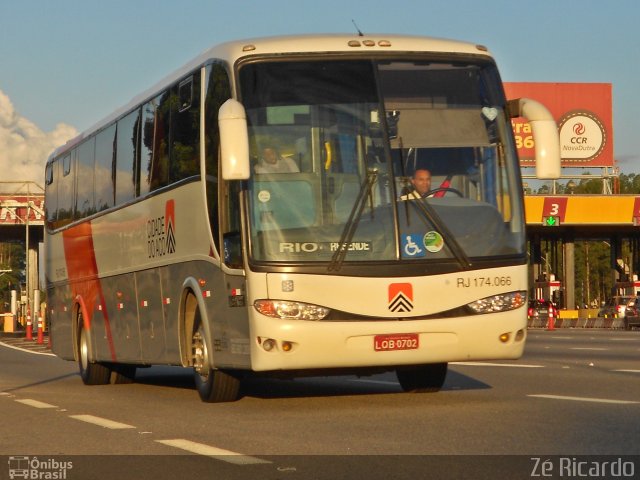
399,168,432,200
254,147,300,174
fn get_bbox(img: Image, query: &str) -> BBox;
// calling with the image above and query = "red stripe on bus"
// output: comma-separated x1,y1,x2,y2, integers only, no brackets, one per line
62,222,117,361
165,199,175,231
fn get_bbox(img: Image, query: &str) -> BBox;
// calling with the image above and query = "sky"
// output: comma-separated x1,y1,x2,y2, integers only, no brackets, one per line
1,0,639,189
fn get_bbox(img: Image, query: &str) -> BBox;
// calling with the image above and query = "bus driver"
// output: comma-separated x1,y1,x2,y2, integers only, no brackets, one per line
400,168,432,200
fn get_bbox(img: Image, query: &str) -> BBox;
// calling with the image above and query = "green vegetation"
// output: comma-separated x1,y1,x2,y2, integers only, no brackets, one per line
0,243,23,312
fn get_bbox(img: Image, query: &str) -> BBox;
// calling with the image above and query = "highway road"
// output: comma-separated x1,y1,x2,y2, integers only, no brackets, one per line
1,330,639,479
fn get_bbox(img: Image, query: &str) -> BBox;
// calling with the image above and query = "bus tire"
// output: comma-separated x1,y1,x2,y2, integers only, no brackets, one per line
191,319,240,403
77,314,111,385
396,362,448,393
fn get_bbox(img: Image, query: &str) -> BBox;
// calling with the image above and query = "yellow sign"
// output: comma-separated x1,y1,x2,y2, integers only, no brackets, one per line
525,195,640,225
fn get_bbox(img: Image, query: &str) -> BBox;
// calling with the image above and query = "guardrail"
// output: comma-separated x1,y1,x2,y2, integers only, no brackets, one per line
528,316,626,329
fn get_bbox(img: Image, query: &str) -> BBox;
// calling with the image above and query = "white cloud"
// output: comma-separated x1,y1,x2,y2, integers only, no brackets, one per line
0,89,77,188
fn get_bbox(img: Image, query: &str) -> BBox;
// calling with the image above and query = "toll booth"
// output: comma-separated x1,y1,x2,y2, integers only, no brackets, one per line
613,275,640,296
534,273,562,305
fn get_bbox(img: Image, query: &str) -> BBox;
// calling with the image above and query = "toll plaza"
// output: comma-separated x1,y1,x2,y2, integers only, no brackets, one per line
504,81,629,319
525,193,640,313
0,184,44,333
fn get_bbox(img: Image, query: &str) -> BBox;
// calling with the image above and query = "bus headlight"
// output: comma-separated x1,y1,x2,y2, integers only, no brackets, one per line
254,300,331,320
466,291,526,314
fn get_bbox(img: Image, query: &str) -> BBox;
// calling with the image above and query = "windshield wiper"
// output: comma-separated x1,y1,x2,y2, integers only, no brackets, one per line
328,168,378,272
406,196,473,270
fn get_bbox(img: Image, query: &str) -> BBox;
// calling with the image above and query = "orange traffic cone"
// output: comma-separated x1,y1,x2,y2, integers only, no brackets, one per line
546,304,556,331
25,307,33,340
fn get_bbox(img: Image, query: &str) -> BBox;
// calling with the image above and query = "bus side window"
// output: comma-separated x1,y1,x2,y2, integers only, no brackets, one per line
57,151,75,227
222,180,243,268
140,94,169,195
76,139,96,219
223,231,242,268
94,124,116,212
170,75,200,182
204,62,231,258
45,160,58,229
115,108,139,203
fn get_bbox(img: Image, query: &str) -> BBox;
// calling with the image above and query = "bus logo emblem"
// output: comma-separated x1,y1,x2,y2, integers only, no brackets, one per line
388,283,413,312
165,200,176,254
147,200,177,258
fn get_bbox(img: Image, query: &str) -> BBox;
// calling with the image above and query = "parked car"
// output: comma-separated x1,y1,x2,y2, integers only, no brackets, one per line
598,295,635,318
527,299,558,322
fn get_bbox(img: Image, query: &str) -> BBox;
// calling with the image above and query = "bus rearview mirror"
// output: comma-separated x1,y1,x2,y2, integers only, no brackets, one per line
219,99,250,180
507,97,561,180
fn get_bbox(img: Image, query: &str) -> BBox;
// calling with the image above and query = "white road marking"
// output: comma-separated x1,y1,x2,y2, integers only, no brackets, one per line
156,439,271,465
613,369,640,373
0,341,55,356
15,398,58,409
451,362,544,368
570,347,607,351
69,414,136,429
528,394,639,405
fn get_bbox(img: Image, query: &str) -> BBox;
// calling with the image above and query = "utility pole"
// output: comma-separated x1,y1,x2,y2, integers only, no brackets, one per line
585,241,590,306
25,185,30,320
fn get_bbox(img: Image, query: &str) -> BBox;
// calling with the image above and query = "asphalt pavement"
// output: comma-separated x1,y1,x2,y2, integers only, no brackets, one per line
0,331,52,355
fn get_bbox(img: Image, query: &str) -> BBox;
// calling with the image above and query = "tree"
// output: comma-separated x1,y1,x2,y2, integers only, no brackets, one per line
619,173,640,193
575,177,604,194
0,242,24,312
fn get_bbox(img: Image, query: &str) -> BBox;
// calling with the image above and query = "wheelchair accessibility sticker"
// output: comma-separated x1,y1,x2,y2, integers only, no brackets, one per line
402,234,425,258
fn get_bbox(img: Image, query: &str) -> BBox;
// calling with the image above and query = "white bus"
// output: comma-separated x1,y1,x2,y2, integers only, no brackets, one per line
44,34,560,402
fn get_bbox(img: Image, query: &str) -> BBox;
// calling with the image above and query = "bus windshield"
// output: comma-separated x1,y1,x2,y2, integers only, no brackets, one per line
239,58,524,267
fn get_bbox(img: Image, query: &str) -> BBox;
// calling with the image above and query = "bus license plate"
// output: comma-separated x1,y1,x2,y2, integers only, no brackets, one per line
374,333,419,352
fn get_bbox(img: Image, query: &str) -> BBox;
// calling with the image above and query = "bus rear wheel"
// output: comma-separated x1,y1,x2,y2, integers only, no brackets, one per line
396,362,448,393
191,323,240,403
77,315,111,385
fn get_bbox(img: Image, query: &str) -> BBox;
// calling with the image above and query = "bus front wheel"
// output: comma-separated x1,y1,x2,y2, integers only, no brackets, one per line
191,322,240,402
77,315,111,385
396,362,448,393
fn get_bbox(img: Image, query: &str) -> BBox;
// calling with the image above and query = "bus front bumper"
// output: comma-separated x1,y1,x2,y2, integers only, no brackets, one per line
249,312,527,372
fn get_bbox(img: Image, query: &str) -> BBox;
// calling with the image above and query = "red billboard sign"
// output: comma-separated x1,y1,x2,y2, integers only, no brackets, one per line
503,82,613,168
0,195,45,225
